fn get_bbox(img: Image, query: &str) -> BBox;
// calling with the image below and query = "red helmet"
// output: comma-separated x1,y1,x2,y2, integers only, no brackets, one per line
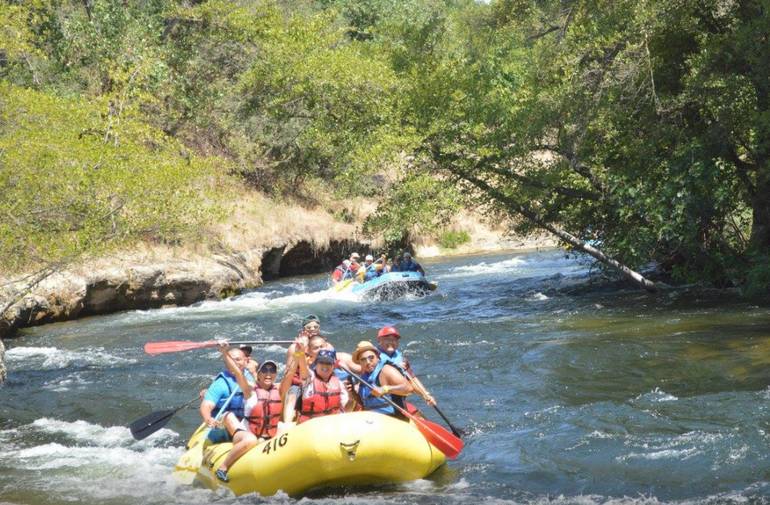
377,326,400,339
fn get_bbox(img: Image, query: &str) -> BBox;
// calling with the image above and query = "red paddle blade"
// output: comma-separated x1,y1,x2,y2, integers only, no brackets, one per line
144,340,217,355
412,415,464,459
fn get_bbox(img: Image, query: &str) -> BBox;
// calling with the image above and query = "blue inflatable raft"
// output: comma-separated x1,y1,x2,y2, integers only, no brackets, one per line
336,271,434,300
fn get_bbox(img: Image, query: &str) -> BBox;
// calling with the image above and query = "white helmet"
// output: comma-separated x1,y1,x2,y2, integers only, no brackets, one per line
365,254,374,261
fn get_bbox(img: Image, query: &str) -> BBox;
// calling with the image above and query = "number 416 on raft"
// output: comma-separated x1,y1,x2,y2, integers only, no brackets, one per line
262,433,289,455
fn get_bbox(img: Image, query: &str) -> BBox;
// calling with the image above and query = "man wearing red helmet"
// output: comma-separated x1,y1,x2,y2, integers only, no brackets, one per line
376,326,436,407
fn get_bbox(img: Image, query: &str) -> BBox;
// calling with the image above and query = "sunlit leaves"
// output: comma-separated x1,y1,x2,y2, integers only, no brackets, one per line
0,84,219,272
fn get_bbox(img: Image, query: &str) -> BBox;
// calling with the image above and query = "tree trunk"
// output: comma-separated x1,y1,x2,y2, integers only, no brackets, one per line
455,171,658,292
749,167,770,253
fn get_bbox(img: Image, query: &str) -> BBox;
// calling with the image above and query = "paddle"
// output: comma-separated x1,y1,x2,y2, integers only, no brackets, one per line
428,403,464,438
128,395,200,441
173,388,238,484
340,366,463,459
144,340,294,355
333,278,354,292
404,371,465,438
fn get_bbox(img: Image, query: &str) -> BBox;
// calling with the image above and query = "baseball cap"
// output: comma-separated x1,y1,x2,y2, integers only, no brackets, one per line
258,360,278,373
315,349,336,365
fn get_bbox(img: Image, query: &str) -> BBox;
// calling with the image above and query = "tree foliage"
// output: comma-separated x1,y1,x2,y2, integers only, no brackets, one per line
1,0,769,291
0,83,217,272
393,0,769,291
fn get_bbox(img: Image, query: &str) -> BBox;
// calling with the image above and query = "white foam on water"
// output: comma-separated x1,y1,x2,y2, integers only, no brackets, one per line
398,478,435,492
633,387,678,403
522,490,765,505
0,417,218,504
727,444,749,462
618,430,726,464
6,346,136,370
115,283,363,325
448,340,493,347
618,447,701,461
586,430,616,440
446,478,471,490
28,417,178,447
526,292,549,301
442,257,527,278
42,371,92,392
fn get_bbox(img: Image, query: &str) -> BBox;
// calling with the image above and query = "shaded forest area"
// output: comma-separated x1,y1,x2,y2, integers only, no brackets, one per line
1,0,768,294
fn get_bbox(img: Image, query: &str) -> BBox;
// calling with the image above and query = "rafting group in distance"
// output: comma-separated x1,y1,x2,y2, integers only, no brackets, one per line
199,314,438,485
330,251,434,300
331,251,425,284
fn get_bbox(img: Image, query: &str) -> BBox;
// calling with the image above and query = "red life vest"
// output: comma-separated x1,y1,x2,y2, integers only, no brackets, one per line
298,374,343,423
332,264,347,282
244,386,282,439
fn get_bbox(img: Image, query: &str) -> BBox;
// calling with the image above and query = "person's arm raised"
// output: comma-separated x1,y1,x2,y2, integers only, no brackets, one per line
279,357,298,399
220,343,253,400
296,346,310,382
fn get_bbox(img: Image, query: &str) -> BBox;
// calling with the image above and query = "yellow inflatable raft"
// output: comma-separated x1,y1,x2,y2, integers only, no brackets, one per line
182,411,446,496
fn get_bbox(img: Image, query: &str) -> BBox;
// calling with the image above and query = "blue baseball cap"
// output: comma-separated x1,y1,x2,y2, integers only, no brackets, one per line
315,349,336,365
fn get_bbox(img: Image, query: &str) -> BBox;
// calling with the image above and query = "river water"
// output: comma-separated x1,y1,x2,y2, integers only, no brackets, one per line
2,249,770,505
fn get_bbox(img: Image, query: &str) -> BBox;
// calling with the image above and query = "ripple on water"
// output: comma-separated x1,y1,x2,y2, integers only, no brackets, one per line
5,346,136,370
5,250,770,504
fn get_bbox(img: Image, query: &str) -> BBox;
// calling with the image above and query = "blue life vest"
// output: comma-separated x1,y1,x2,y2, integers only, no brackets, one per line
359,361,405,416
363,265,378,281
333,367,351,382
379,347,405,369
213,372,245,418
400,260,421,272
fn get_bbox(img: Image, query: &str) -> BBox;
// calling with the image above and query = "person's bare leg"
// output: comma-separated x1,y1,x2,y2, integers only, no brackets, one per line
218,414,257,474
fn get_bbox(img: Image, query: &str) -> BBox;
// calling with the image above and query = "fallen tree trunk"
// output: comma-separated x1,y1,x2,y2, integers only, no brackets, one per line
455,171,658,292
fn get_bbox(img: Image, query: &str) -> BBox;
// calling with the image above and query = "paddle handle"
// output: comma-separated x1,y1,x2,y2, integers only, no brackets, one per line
176,395,203,413
201,387,239,438
406,372,464,439
432,404,463,438
228,340,294,345
144,339,294,355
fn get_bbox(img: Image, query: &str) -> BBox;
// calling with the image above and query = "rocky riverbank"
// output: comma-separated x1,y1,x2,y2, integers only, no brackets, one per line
0,238,369,342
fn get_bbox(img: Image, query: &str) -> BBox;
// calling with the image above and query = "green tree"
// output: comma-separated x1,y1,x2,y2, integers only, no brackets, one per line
0,83,219,274
400,0,768,290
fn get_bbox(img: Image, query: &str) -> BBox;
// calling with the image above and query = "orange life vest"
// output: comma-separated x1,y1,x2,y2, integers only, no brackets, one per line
244,386,282,439
298,374,343,422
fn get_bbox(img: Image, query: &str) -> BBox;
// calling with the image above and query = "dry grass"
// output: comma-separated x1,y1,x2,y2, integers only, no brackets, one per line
413,209,557,258
211,189,363,252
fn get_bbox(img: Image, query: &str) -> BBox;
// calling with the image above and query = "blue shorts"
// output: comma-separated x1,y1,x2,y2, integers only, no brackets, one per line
207,427,231,443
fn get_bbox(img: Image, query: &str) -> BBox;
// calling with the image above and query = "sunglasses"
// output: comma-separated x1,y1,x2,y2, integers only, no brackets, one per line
259,366,278,374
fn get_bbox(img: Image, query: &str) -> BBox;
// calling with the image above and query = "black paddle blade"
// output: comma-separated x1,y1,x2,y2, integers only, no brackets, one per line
128,408,177,440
